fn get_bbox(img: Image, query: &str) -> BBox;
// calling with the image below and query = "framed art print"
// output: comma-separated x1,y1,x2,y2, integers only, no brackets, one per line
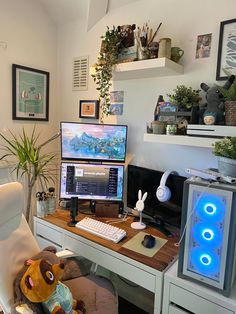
79,100,99,119
216,18,236,80
12,64,49,121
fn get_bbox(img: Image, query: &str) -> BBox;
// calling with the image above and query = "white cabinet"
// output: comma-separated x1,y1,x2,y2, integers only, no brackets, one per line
113,57,183,80
163,261,236,314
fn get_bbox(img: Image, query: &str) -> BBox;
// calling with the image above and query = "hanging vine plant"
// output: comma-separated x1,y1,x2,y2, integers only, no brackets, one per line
92,26,123,121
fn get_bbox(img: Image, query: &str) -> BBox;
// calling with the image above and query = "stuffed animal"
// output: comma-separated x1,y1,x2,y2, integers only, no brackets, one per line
20,258,82,314
11,248,85,314
118,24,136,48
200,75,235,124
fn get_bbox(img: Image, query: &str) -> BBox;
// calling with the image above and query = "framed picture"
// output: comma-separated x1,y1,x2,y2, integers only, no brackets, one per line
79,100,99,119
12,64,49,121
216,18,236,81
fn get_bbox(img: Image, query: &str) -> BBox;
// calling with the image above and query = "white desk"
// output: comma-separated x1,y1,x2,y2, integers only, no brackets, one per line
34,210,179,314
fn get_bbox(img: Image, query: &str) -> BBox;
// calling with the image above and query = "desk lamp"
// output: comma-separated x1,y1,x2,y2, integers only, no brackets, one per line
131,190,147,230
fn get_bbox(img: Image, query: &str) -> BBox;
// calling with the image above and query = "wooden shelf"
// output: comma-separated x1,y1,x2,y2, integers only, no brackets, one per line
143,133,217,148
113,57,184,80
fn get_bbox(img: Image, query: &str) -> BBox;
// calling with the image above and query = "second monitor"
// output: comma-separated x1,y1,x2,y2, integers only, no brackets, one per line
60,162,124,204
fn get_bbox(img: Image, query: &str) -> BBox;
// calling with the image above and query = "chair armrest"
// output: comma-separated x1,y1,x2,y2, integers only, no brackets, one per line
56,249,78,258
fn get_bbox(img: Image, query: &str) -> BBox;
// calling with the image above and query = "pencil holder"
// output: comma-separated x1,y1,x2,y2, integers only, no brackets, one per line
138,47,149,60
36,200,48,218
47,197,56,214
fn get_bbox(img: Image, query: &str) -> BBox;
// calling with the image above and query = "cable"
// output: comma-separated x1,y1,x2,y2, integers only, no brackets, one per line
106,211,128,224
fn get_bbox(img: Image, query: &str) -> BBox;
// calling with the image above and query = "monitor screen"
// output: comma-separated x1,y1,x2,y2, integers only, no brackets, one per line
60,162,124,202
127,164,186,227
60,122,128,162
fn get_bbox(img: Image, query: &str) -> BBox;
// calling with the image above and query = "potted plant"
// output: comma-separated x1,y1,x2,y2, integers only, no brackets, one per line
0,127,59,222
92,26,123,121
218,75,236,126
167,85,201,111
213,137,236,177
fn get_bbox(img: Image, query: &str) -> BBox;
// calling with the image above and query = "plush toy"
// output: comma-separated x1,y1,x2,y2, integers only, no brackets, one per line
118,24,136,48
200,75,235,125
12,247,86,314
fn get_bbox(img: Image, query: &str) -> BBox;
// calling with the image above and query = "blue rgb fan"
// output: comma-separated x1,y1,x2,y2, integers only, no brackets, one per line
189,247,220,279
194,193,226,222
187,191,226,281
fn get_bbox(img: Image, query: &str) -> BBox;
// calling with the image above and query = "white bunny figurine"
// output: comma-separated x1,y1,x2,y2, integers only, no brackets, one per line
131,190,148,230
135,189,148,212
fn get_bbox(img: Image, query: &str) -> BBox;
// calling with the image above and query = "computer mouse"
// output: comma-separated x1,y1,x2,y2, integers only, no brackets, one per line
142,234,156,249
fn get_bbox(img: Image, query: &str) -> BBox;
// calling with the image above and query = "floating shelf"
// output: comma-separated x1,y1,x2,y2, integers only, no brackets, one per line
113,57,184,80
143,133,217,148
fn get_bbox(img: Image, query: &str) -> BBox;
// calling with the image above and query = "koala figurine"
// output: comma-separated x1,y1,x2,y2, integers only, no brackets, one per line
200,75,235,125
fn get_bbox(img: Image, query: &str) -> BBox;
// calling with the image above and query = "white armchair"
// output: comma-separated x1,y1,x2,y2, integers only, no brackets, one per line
0,182,118,314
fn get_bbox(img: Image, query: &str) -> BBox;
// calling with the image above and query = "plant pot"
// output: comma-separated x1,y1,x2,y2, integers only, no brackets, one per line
151,121,166,134
217,156,236,177
225,101,236,126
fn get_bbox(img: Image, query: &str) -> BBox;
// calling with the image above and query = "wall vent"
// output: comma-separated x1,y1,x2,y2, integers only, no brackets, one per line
72,56,89,91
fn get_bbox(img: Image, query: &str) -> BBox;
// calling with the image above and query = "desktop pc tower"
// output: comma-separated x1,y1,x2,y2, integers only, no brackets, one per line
178,178,236,296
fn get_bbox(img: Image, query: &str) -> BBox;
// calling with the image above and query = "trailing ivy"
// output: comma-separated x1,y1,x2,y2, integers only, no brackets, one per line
92,26,123,121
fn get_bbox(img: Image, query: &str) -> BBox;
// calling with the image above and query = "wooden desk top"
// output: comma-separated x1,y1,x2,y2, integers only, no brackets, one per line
41,209,179,272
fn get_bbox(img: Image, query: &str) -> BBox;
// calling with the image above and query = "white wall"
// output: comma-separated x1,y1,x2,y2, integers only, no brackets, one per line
0,0,60,219
57,0,236,176
0,0,59,147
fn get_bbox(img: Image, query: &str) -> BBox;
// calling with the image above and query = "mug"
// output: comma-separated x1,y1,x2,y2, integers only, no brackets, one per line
171,47,184,63
158,38,171,58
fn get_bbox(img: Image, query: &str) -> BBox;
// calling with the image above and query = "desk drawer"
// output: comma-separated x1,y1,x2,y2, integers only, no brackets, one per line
36,222,62,246
36,235,62,252
64,234,157,292
169,283,233,314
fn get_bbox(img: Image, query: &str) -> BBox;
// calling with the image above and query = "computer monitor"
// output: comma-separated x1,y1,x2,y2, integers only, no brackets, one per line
60,162,124,202
60,122,128,163
127,164,187,227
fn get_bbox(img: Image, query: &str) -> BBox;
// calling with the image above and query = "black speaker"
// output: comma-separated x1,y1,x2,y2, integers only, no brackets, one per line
178,178,236,296
67,197,78,227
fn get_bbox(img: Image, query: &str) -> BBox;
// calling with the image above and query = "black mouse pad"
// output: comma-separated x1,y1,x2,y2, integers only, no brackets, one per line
122,232,167,257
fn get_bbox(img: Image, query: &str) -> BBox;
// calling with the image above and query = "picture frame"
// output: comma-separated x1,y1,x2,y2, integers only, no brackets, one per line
12,64,49,121
216,18,236,81
79,100,99,119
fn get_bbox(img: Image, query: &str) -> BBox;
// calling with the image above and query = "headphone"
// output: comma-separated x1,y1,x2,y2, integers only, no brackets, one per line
156,170,178,202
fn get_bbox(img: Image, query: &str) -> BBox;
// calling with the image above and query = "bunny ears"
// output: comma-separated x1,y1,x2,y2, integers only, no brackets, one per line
138,190,147,202
135,189,148,212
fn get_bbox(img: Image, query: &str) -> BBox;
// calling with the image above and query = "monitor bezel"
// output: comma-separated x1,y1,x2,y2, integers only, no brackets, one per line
60,121,128,163
59,161,125,202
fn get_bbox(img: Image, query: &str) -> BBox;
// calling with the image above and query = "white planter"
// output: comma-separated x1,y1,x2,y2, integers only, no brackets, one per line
218,156,236,177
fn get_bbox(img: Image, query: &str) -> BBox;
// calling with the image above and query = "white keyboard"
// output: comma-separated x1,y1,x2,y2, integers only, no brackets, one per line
75,217,127,243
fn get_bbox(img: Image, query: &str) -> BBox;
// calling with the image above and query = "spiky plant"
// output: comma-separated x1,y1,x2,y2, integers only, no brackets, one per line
0,127,59,222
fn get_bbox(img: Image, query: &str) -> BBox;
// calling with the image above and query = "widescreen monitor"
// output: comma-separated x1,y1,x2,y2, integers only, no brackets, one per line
60,122,128,162
60,162,124,202
127,164,186,227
